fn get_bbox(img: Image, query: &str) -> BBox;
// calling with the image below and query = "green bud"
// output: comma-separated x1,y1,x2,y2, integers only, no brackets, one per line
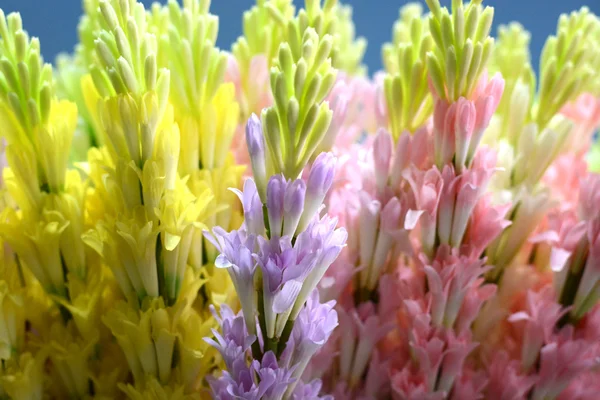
427,52,445,100
465,5,480,39
96,39,116,69
115,26,132,64
287,96,300,140
14,30,27,62
278,43,294,79
294,59,308,98
27,98,39,128
100,0,120,31
117,57,139,93
1,58,18,94
302,74,321,112
144,53,157,91
17,62,29,99
476,7,494,42
39,83,51,124
7,92,25,128
314,35,333,70
316,69,336,103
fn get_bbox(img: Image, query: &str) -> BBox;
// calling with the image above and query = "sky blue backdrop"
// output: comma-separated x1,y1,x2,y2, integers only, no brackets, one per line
1,0,597,75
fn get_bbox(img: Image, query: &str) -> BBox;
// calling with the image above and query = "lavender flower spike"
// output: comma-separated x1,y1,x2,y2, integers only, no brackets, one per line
298,152,336,232
246,114,268,201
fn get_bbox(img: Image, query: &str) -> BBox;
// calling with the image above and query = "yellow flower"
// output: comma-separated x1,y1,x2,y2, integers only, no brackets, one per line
0,351,47,400
0,280,25,360
33,100,77,192
198,84,240,171
43,322,98,398
0,208,69,298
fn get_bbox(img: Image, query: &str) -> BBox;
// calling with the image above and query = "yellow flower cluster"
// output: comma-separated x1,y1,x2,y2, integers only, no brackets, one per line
0,0,246,397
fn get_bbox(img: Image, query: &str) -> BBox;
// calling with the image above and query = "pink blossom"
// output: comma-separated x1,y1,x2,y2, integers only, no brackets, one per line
463,194,511,258
485,350,537,400
532,329,599,400
432,73,505,170
561,93,600,154
508,287,567,371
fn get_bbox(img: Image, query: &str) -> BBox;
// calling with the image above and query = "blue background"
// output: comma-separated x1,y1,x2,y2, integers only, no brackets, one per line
0,0,598,75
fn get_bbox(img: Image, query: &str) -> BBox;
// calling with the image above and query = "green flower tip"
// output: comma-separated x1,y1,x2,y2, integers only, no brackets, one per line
425,0,495,102
382,3,433,138
262,23,336,179
536,6,600,129
0,10,54,132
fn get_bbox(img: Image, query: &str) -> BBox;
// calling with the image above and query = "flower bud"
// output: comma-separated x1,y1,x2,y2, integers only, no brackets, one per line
246,114,267,201
298,152,336,232
267,175,286,238
282,179,306,237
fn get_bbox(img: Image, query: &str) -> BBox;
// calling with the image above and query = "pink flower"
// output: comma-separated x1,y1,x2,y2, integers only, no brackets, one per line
485,350,537,400
560,93,600,154
405,166,443,257
508,287,567,371
578,174,600,221
558,371,600,400
532,329,599,400
451,365,488,400
432,73,504,170
463,194,511,258
424,247,492,331
437,151,496,251
543,154,588,211
336,302,396,389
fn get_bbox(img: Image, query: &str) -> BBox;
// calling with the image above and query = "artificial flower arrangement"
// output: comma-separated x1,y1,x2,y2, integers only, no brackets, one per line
0,0,599,398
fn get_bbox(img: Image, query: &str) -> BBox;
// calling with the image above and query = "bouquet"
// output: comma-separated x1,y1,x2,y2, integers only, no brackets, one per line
0,0,599,399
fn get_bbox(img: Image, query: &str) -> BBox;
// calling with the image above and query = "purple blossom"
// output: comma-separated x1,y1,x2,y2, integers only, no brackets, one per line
246,114,268,200
299,152,337,232
204,227,257,333
204,304,256,371
255,234,319,338
207,349,297,400
267,175,307,238
291,378,334,400
291,215,347,319
231,178,265,236
267,175,286,238
252,351,297,400
283,290,338,382
283,179,306,237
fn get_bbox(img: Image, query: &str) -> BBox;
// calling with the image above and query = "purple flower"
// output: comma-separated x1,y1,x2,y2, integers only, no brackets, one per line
204,304,256,371
291,379,334,400
246,114,268,200
231,178,265,236
208,359,263,400
208,349,297,400
267,175,307,238
252,351,297,400
291,214,347,319
204,227,257,333
255,235,319,339
282,290,338,383
299,152,336,232
283,179,306,237
267,175,286,238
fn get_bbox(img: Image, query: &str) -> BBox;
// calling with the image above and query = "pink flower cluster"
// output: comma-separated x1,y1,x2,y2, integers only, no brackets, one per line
225,49,600,399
